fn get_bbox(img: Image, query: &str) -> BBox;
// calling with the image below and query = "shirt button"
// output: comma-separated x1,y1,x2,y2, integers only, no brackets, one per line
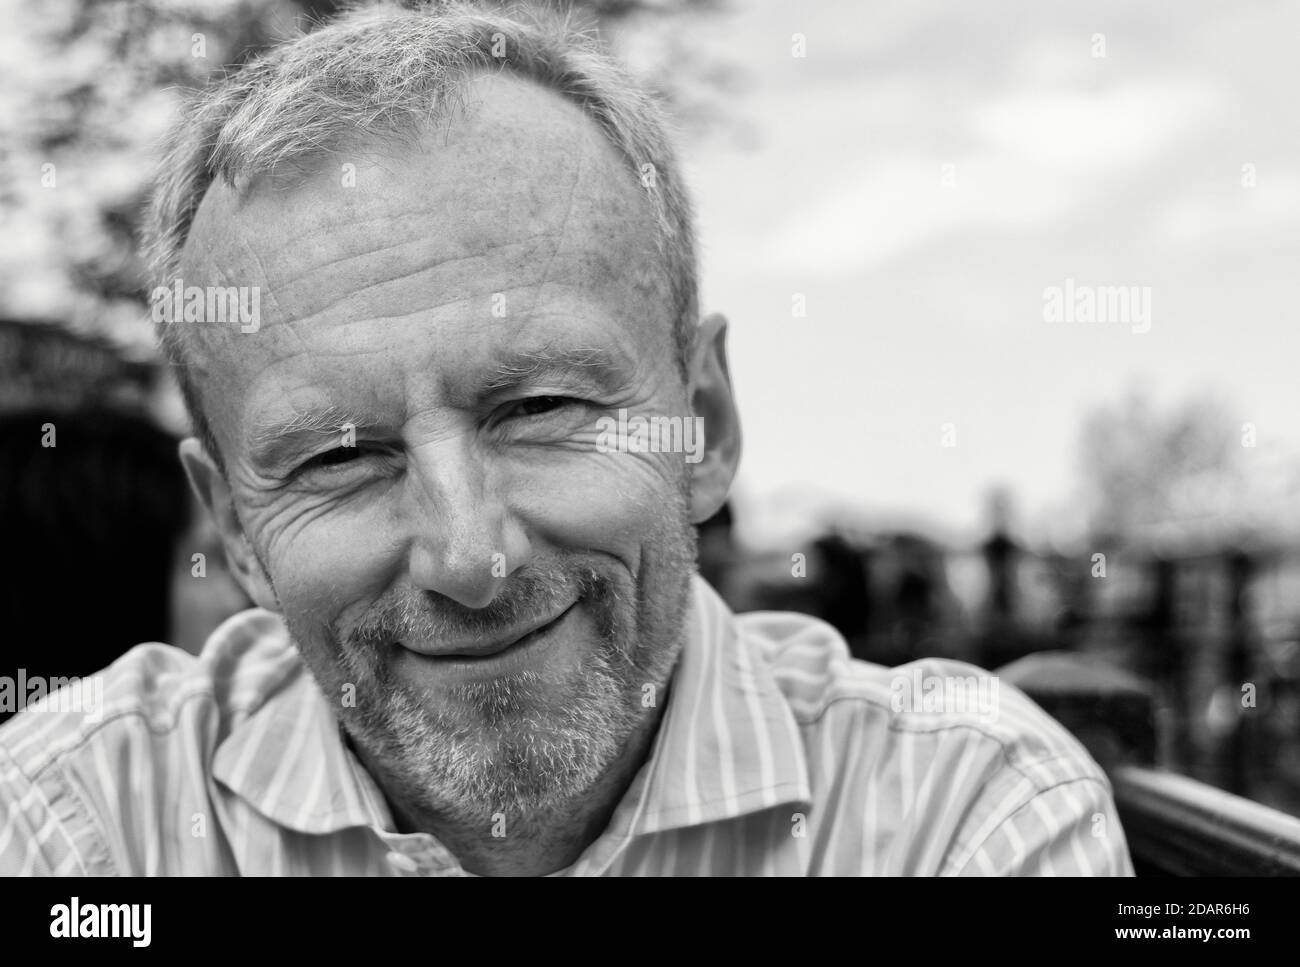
386,851,420,874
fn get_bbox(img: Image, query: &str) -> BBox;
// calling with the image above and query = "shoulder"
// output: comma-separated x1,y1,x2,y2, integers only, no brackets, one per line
0,608,303,874
737,608,1107,786
0,607,298,794
734,608,1129,874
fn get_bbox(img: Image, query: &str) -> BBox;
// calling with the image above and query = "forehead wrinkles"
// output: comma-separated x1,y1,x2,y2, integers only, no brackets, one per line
178,73,664,342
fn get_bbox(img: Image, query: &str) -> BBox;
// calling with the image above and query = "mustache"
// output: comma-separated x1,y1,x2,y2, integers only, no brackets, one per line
344,563,609,652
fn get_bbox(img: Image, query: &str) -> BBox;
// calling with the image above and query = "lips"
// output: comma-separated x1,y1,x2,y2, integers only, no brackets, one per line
398,602,577,660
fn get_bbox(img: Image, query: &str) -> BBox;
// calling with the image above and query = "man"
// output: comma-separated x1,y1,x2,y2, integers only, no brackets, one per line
0,1,1133,876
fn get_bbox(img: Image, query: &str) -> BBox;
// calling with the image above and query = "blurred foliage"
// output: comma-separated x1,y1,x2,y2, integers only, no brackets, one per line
1,0,304,355
0,318,158,412
1078,388,1247,538
0,0,734,359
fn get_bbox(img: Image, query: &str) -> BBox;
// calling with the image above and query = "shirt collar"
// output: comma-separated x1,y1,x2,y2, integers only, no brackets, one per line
211,574,811,841
612,575,812,837
210,613,392,835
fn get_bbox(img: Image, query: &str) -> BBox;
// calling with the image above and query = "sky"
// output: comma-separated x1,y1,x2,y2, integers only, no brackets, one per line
636,0,1300,547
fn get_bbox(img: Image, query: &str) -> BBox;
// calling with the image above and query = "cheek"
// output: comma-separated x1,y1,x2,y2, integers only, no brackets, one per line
512,451,686,558
255,499,401,632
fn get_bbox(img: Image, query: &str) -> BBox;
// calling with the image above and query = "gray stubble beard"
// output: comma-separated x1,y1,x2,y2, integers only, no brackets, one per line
304,540,695,833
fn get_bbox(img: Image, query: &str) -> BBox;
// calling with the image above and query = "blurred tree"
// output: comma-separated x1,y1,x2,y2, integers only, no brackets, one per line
1077,388,1246,540
1,0,306,354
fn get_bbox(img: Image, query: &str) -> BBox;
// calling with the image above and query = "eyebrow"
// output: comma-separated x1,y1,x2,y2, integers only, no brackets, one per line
244,346,634,469
479,345,632,393
246,403,384,469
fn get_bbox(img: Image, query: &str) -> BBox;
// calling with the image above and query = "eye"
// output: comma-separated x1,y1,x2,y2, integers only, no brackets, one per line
297,446,367,473
505,396,579,419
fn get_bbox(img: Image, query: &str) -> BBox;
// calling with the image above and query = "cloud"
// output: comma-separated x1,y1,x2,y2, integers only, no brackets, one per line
766,77,1229,274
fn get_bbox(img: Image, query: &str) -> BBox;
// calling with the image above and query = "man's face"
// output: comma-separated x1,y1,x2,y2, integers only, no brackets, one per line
177,73,719,823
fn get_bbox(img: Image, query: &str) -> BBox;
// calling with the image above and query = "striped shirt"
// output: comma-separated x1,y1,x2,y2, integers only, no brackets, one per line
0,575,1133,876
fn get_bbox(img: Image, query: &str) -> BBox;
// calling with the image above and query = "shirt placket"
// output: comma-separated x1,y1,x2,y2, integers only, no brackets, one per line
378,830,469,876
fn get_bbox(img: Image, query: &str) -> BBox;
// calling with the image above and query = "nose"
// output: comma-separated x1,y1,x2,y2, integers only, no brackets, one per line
402,434,529,609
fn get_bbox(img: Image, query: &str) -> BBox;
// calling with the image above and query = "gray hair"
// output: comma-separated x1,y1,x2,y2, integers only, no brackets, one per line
144,0,698,467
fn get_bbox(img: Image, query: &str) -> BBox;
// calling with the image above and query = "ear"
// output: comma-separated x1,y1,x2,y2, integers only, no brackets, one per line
178,438,278,612
685,312,742,524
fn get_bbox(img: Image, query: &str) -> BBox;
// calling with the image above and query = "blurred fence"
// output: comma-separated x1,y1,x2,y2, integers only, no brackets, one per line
703,515,1300,819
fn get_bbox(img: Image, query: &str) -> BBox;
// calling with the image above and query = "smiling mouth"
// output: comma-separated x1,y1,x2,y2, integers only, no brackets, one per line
399,602,578,661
